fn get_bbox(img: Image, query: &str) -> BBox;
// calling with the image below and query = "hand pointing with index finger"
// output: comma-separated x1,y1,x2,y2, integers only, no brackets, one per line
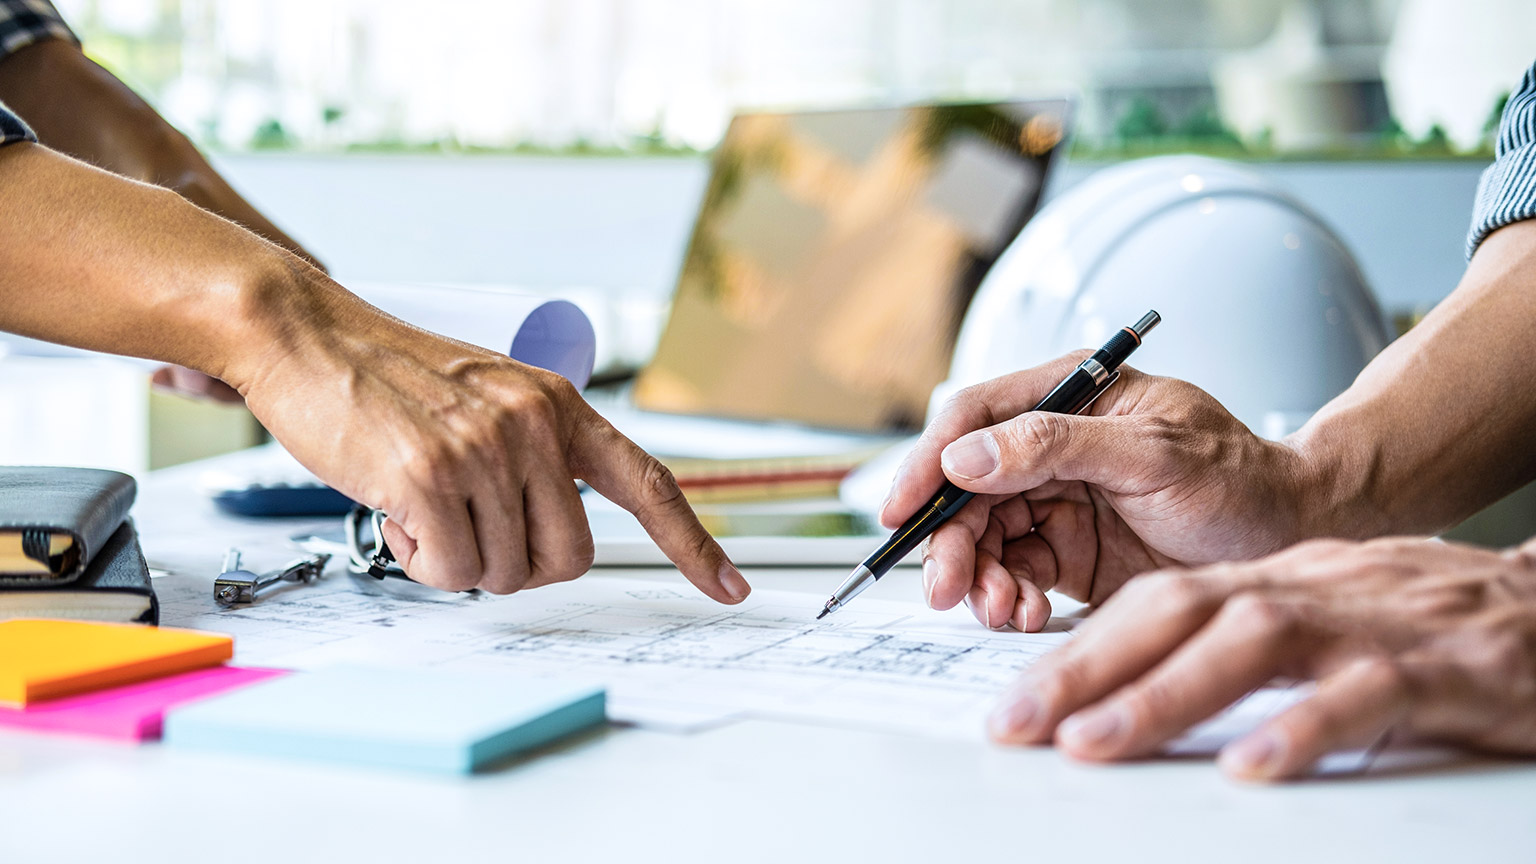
236,276,750,603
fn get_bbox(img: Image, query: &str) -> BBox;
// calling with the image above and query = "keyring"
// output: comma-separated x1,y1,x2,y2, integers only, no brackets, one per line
344,504,408,580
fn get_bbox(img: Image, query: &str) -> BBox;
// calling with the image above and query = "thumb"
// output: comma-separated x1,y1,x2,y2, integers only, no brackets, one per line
940,412,1166,495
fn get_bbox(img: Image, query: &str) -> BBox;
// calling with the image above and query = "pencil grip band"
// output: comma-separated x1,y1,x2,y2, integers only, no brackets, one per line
1093,328,1141,368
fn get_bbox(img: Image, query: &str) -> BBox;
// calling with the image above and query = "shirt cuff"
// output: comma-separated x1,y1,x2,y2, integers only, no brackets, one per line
1467,140,1536,258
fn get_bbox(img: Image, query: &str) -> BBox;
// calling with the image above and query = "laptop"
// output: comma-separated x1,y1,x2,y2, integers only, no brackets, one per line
592,98,1074,566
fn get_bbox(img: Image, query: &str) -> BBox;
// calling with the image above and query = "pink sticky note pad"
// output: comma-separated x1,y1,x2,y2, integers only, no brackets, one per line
0,665,287,742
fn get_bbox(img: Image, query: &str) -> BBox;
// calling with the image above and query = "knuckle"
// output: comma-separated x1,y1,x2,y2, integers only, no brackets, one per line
1472,627,1535,685
934,385,996,432
639,458,686,510
483,561,532,596
947,384,987,414
399,443,452,481
505,388,559,436
1358,655,1408,694
1126,570,1205,609
479,578,518,596
1501,542,1536,575
543,373,580,406
536,542,595,586
684,525,718,567
1219,592,1295,637
1139,416,1196,468
1130,415,1185,473
1006,412,1064,457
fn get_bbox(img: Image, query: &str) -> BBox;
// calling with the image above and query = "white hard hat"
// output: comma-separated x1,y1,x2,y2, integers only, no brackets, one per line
938,155,1390,438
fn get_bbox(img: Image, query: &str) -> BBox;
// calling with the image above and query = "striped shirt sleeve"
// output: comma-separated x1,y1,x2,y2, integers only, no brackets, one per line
0,0,77,62
1468,60,1536,257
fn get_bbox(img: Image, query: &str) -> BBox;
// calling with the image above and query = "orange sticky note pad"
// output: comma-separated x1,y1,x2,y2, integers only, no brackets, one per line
0,619,233,706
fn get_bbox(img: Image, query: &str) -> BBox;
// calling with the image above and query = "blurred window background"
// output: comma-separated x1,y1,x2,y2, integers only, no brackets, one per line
15,0,1536,546
54,0,1534,158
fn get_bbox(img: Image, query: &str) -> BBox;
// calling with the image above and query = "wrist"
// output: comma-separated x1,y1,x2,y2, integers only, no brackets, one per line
1282,412,1392,542
210,259,369,397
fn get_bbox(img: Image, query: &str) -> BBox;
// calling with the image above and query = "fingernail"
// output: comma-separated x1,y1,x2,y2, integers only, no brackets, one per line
922,558,939,608
1059,705,1127,750
1220,732,1285,778
942,433,999,479
719,565,751,602
988,690,1041,740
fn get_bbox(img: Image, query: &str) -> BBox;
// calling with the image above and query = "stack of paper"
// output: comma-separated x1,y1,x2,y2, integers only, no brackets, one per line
0,620,609,772
0,619,273,742
0,619,232,705
0,666,285,741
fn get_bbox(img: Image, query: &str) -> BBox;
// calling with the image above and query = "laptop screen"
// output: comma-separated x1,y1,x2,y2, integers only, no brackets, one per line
634,99,1072,433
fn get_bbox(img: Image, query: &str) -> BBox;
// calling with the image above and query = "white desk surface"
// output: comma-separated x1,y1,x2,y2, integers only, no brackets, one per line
2,451,1533,863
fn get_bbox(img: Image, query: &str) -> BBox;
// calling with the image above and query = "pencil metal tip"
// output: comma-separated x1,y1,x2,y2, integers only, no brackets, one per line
816,607,830,620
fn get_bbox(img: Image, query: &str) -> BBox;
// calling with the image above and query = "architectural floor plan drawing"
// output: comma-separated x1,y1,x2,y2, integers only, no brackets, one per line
465,588,1070,736
156,570,1069,738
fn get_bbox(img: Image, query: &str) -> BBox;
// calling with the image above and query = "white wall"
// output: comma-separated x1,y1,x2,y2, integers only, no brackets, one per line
211,152,1487,316
0,359,148,473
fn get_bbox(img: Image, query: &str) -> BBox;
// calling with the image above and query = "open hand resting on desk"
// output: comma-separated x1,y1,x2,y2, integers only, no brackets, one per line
988,537,1536,781
881,355,1312,632
0,142,750,602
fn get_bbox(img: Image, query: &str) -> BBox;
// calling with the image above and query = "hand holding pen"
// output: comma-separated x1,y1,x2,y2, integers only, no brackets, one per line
818,312,1160,620
871,311,1318,632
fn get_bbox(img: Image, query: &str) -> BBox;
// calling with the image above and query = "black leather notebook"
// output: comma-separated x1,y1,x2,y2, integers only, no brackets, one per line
0,519,157,625
0,467,136,585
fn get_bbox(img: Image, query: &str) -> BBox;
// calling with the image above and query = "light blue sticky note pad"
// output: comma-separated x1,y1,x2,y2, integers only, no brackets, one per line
162,666,605,774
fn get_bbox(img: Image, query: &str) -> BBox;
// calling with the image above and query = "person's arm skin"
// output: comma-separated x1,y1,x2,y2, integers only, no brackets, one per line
0,39,321,270
987,536,1536,781
1295,220,1536,537
883,219,1536,631
0,141,752,602
0,37,326,403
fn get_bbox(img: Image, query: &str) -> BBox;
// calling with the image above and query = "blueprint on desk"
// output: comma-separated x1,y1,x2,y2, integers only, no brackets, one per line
155,569,1068,739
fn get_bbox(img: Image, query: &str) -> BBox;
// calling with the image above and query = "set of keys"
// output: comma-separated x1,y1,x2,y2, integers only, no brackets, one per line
214,548,332,607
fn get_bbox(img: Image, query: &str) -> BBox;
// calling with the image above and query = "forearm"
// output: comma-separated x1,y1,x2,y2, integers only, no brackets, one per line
0,39,322,269
1290,219,1536,538
0,143,352,387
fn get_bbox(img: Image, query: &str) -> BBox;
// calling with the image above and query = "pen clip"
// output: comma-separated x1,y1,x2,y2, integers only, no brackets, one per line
1073,369,1120,414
